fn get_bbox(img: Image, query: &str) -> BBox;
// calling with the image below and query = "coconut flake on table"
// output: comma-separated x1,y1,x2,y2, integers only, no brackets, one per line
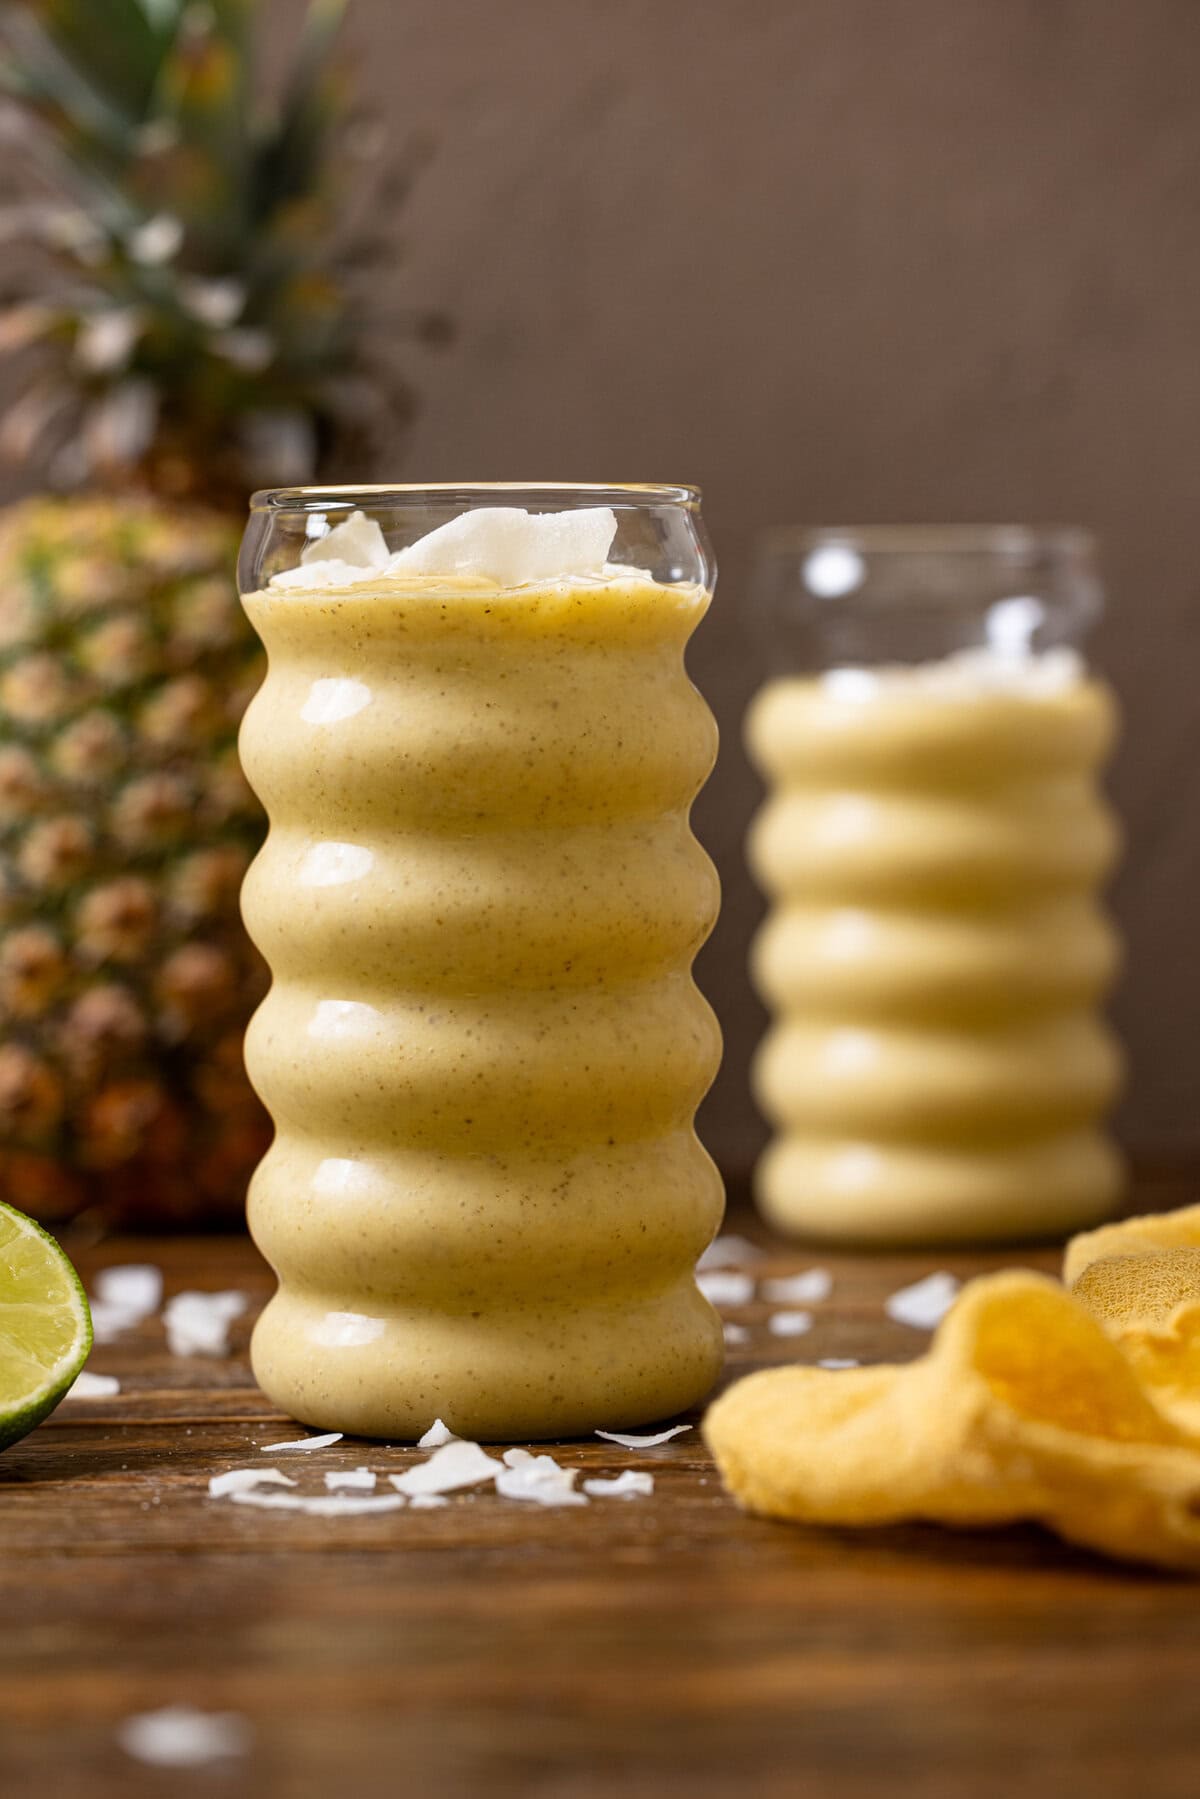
696,1270,755,1307
116,1705,253,1769
66,1370,121,1399
324,1468,377,1493
410,1493,449,1509
260,1430,343,1453
231,1490,407,1518
723,1322,750,1347
697,1234,763,1272
94,1264,162,1316
417,1417,459,1449
389,1438,503,1497
495,1448,587,1508
582,1470,654,1499
595,1425,692,1450
88,1263,163,1341
760,1268,833,1305
885,1271,961,1330
208,1468,298,1499
768,1310,814,1338
163,1289,246,1358
819,1358,861,1370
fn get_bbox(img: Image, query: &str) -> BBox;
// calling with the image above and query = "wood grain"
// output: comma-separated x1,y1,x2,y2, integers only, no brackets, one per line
3,1200,1199,1797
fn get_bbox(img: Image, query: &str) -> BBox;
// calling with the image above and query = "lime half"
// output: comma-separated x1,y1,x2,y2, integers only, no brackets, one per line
0,1200,92,1452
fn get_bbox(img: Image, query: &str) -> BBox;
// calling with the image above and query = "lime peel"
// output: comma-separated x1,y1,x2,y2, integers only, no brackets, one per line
0,1200,93,1452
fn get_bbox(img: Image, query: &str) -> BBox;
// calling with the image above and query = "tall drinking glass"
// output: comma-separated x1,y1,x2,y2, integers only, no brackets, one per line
237,484,723,1439
747,526,1124,1245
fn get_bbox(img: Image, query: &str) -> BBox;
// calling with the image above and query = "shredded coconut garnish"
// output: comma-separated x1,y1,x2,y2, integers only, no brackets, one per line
495,1447,588,1507
885,1271,961,1330
67,1371,120,1399
324,1468,376,1493
231,1490,406,1518
116,1705,252,1768
595,1425,692,1450
208,1468,298,1499
819,1358,861,1370
697,1235,762,1271
768,1310,814,1338
260,1431,344,1453
389,1439,502,1496
761,1269,833,1305
582,1470,654,1499
723,1323,750,1346
163,1290,247,1357
696,1271,755,1307
417,1418,459,1449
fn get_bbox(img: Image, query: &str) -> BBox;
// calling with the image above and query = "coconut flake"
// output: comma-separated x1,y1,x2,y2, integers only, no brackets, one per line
885,1271,961,1330
208,1468,298,1499
696,1234,763,1271
582,1470,654,1499
163,1290,247,1357
116,1705,252,1769
260,1430,344,1453
723,1322,750,1347
761,1268,833,1305
231,1490,406,1518
595,1425,692,1450
819,1358,861,1370
768,1310,814,1338
88,1264,164,1342
94,1264,163,1316
300,508,389,569
324,1467,376,1493
390,506,618,587
389,1439,502,1497
66,1370,121,1399
495,1448,587,1508
410,1493,449,1509
696,1271,755,1307
417,1417,459,1449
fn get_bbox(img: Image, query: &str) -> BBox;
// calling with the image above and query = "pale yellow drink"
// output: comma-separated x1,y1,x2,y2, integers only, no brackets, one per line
239,556,723,1439
747,662,1124,1244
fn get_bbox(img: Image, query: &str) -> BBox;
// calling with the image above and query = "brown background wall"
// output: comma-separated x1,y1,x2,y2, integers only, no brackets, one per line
7,0,1200,1175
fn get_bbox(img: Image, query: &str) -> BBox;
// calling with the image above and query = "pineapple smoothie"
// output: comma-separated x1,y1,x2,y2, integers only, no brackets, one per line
747,650,1125,1244
238,499,724,1440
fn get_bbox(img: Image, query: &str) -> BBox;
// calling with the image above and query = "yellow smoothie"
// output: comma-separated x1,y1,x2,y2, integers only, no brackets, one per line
239,553,723,1439
746,660,1124,1244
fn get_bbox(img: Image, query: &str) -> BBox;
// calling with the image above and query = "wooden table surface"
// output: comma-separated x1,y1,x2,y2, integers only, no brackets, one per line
4,1195,1199,1799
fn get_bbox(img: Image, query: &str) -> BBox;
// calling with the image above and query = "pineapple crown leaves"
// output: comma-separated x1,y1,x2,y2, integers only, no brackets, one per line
0,0,450,501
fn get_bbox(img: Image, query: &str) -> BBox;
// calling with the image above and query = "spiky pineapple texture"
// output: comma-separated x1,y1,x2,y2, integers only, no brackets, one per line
0,493,270,1223
0,0,445,500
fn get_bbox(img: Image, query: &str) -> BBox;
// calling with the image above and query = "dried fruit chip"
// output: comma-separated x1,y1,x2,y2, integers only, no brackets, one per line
1064,1202,1200,1287
704,1270,1200,1573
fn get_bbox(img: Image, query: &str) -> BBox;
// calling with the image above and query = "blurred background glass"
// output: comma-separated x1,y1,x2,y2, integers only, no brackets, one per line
746,527,1124,1243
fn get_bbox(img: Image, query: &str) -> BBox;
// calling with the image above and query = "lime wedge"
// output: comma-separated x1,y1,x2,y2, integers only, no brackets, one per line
0,1200,92,1452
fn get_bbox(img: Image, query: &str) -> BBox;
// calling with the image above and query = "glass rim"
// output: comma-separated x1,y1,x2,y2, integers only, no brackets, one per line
759,523,1096,558
249,481,704,512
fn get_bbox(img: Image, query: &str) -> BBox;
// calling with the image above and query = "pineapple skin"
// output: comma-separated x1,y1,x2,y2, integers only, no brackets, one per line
0,493,270,1227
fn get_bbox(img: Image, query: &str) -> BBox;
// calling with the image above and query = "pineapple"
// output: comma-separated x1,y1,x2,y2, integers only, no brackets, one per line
0,1,444,1225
